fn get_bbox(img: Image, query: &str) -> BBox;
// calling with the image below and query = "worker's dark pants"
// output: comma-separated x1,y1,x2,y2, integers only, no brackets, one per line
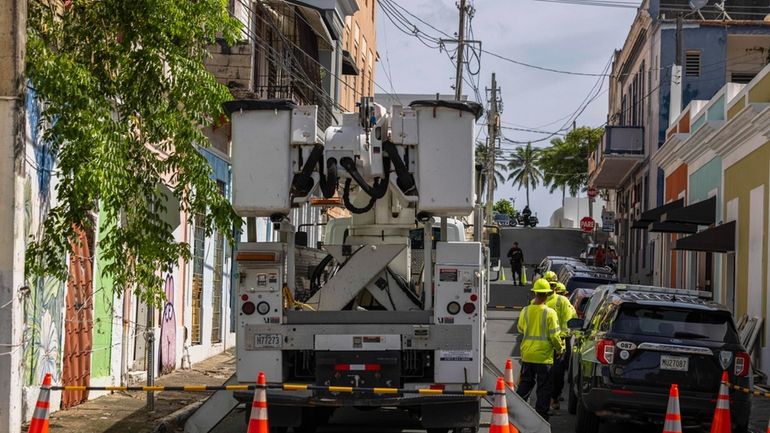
516,362,553,419
551,339,571,401
511,263,523,285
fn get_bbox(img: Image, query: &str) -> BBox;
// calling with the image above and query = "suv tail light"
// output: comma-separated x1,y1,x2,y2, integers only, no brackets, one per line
735,352,750,377
596,339,615,365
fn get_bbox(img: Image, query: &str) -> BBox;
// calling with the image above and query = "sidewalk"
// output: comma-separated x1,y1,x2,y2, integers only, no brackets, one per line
47,349,235,433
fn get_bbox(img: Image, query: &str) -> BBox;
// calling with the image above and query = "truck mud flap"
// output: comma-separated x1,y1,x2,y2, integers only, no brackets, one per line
482,357,551,433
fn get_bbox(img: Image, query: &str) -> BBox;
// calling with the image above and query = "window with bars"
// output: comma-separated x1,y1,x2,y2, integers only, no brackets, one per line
211,181,226,344
685,51,701,77
191,212,205,345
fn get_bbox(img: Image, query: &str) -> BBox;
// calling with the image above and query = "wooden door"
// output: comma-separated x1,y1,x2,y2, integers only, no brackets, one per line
61,227,94,408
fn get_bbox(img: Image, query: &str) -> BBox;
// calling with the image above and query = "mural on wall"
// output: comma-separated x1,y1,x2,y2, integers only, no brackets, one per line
159,273,177,374
22,86,66,387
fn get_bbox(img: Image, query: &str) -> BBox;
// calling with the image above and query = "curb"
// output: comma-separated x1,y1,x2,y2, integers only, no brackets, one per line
151,400,204,433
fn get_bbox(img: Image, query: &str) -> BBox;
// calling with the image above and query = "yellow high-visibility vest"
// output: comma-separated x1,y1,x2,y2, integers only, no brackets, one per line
517,303,564,364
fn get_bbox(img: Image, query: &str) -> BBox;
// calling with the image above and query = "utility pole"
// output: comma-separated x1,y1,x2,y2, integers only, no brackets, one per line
0,0,27,431
454,0,467,100
485,73,499,225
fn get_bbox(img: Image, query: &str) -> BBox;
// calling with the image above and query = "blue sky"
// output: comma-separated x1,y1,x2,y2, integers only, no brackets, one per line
375,0,638,223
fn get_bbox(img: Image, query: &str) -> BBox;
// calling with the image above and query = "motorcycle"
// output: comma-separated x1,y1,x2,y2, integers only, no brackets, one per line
516,213,538,227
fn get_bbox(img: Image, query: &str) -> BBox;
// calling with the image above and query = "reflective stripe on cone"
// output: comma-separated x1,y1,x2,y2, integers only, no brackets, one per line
28,373,52,433
490,377,513,433
662,383,683,433
505,359,516,391
710,371,731,433
247,372,269,433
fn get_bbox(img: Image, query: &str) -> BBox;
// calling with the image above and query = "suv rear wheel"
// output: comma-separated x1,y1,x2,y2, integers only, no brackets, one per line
575,400,600,433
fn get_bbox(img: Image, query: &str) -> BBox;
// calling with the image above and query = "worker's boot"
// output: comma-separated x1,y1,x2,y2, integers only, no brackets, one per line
550,398,560,411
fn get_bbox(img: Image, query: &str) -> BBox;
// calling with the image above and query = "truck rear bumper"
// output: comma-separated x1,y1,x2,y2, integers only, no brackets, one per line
234,389,479,407
236,390,481,429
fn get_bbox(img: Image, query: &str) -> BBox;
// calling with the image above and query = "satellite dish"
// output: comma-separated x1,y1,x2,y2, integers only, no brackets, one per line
689,0,708,10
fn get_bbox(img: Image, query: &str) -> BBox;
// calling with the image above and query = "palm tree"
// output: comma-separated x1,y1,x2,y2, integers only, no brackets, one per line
507,142,543,208
475,143,507,198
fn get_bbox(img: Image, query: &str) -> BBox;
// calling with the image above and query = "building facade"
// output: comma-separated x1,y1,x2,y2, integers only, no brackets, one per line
340,0,377,111
636,64,770,372
1,0,366,428
589,0,770,287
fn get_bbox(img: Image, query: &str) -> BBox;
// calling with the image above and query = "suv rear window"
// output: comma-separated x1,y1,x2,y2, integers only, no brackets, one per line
565,278,614,292
612,304,739,343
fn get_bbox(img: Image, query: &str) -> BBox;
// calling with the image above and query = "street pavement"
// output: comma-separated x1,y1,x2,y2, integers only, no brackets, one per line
43,282,770,432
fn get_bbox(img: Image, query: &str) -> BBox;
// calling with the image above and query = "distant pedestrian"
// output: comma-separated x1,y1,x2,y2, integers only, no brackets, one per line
606,246,617,271
595,244,606,267
507,241,525,286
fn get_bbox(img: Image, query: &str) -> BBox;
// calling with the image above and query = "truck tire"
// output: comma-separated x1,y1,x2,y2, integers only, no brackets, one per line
575,400,600,433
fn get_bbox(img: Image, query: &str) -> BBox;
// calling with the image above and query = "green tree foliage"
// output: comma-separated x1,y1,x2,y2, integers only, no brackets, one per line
25,0,242,305
493,199,516,218
475,143,507,198
539,126,603,202
506,142,542,208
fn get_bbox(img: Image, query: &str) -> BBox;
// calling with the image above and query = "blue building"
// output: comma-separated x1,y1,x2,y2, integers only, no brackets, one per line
588,0,770,286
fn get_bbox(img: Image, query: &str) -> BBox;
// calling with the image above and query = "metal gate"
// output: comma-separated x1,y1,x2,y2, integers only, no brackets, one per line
61,227,94,408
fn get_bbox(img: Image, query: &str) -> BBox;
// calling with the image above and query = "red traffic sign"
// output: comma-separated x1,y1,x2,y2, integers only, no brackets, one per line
580,217,596,233
587,187,598,199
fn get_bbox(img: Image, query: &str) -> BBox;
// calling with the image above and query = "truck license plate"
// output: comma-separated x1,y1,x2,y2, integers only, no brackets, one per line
660,355,688,371
254,334,282,349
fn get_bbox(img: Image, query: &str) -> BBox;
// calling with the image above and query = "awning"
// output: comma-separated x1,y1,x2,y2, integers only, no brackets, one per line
342,50,359,75
631,220,649,230
672,221,736,253
662,196,716,226
638,198,684,222
649,222,698,234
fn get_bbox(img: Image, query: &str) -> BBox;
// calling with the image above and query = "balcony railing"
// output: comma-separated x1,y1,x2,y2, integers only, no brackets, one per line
589,125,644,189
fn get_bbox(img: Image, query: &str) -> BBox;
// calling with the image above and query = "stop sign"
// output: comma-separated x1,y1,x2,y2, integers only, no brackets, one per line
580,217,596,233
587,187,598,199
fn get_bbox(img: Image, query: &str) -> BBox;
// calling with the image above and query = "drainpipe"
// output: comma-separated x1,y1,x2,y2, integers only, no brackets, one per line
120,290,130,385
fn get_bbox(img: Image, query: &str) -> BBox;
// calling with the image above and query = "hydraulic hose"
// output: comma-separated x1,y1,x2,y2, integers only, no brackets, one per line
291,144,324,198
343,178,377,214
320,158,338,198
382,141,416,195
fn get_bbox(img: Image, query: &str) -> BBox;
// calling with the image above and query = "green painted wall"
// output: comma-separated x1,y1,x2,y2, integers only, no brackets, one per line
688,156,723,300
724,141,770,319
91,209,115,378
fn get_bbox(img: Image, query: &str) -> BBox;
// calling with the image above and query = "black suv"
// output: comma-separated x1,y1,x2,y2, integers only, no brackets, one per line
557,263,617,293
567,284,751,432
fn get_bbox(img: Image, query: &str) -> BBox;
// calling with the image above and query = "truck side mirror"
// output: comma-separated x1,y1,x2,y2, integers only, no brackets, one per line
489,232,501,266
567,318,584,329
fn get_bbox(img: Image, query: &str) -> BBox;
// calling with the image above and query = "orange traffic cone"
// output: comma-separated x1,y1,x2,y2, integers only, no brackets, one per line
710,371,731,433
490,377,511,433
28,373,52,433
247,372,269,433
505,359,516,391
663,384,683,433
765,418,769,433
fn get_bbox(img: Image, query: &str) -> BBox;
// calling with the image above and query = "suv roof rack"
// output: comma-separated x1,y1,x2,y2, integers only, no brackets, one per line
609,284,713,300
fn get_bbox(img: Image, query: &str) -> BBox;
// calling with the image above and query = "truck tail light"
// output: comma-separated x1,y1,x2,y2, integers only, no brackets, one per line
241,301,256,315
735,352,750,377
596,339,615,365
463,302,476,314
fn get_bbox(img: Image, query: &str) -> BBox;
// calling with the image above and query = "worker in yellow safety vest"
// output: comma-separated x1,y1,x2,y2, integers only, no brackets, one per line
517,278,565,420
549,281,577,410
